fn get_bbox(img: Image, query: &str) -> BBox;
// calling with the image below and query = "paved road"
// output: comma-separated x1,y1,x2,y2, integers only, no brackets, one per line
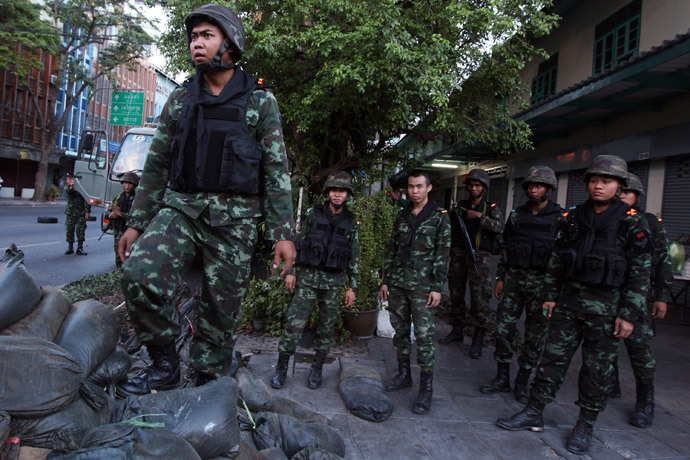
0,203,117,286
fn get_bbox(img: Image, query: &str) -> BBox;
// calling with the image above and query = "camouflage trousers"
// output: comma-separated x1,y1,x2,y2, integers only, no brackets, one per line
621,301,656,383
530,308,619,422
65,214,87,243
278,283,342,355
494,268,549,370
113,229,124,268
388,285,435,372
447,246,492,330
121,207,258,377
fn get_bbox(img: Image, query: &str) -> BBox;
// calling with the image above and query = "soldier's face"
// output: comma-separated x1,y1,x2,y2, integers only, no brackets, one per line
122,182,135,193
619,190,638,207
588,175,620,201
466,180,484,198
189,22,232,65
408,176,431,204
526,183,548,200
66,177,75,186
328,188,348,206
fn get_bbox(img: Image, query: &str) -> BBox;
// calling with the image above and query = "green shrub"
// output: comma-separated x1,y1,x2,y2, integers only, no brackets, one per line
45,184,60,199
61,270,123,304
239,275,295,336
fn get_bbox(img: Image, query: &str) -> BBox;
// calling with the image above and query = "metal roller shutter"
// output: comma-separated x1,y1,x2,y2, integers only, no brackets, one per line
566,168,588,208
489,177,508,216
511,178,525,211
662,154,690,240
627,160,649,190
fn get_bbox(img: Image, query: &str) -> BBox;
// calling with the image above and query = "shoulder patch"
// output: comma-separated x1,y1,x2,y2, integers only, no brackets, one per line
658,218,663,222
626,208,637,216
562,212,569,217
491,203,496,207
441,210,448,213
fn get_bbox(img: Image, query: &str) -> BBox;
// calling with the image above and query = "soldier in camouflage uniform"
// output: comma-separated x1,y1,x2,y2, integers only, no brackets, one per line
440,168,504,359
480,166,562,403
381,170,451,414
497,155,652,455
63,172,91,256
117,4,295,395
109,172,138,269
614,172,673,428
271,171,360,390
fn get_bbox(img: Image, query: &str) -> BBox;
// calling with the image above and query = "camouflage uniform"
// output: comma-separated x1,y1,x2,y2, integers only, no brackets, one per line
383,201,451,371
110,186,136,268
278,203,360,355
64,187,90,243
121,76,293,377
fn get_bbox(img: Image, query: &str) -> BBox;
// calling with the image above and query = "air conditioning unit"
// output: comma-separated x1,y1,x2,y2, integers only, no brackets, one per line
50,75,58,85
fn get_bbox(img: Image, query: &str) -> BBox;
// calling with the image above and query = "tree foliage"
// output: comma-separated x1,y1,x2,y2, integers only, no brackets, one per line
157,0,558,187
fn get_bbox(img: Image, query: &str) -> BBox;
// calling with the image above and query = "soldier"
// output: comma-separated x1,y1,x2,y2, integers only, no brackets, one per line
109,172,139,268
439,168,504,359
613,172,673,427
116,4,295,395
480,166,562,403
380,170,451,414
271,171,360,390
497,155,652,455
63,172,91,256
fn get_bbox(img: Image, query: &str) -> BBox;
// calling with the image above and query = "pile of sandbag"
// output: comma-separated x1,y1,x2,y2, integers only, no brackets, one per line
338,362,394,422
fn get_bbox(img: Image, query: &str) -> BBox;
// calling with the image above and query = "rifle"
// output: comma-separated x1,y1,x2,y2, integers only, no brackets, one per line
98,216,112,241
453,205,480,277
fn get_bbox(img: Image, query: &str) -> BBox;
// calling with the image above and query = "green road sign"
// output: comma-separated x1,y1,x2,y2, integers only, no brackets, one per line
110,91,144,126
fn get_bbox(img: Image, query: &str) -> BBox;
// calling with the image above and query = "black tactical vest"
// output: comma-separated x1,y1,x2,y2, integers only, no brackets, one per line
558,200,631,287
295,205,356,271
452,198,499,253
505,200,562,270
112,191,135,232
168,69,263,194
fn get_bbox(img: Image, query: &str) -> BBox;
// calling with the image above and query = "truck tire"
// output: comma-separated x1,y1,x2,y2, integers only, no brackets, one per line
37,217,58,224
87,216,97,222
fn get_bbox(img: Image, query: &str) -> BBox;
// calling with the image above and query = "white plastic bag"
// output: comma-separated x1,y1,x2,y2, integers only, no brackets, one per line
376,310,395,338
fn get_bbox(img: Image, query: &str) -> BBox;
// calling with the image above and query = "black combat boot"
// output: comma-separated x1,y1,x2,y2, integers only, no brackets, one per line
513,366,531,404
566,419,594,455
439,326,464,344
496,403,544,432
480,362,511,394
270,353,290,389
65,242,74,255
308,351,328,389
117,341,180,396
469,327,485,359
412,371,433,414
629,380,654,428
76,241,87,255
609,361,621,398
385,358,412,392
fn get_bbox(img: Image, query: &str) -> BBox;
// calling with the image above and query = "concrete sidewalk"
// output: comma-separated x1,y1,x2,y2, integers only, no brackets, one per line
235,317,690,460
0,197,67,206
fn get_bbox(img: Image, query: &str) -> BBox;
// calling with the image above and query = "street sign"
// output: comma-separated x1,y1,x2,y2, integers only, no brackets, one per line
110,91,144,126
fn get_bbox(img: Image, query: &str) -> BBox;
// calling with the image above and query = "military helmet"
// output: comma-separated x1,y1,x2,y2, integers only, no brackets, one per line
323,170,354,195
120,171,139,186
522,166,558,190
464,168,490,189
583,155,628,186
185,4,246,62
623,172,645,196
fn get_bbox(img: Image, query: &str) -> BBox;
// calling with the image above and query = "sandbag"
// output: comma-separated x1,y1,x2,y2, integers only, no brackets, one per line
46,424,201,460
87,347,131,387
231,441,273,460
55,300,119,378
291,447,344,460
0,244,42,330
1,286,73,341
112,376,240,459
259,447,288,460
0,336,81,418
0,411,9,444
13,392,113,452
236,368,330,425
337,362,394,422
251,413,344,459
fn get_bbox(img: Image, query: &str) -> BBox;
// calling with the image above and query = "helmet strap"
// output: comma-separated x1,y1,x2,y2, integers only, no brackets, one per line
329,200,344,209
195,39,237,73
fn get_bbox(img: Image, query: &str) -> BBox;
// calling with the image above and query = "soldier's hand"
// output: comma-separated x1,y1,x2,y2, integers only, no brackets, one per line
285,274,296,292
542,301,556,319
494,280,504,299
380,284,389,301
652,301,667,319
84,213,90,220
345,289,356,307
273,240,296,276
614,317,634,338
118,227,142,263
427,291,441,308
460,207,482,220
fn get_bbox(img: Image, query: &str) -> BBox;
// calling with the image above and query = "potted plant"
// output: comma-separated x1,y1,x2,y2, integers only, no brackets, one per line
45,184,60,201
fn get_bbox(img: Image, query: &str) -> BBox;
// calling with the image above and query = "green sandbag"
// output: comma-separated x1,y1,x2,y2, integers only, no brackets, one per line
1,286,73,341
0,244,42,330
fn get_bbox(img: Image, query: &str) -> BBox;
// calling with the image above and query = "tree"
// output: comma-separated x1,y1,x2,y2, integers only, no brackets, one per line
7,0,153,201
157,0,558,189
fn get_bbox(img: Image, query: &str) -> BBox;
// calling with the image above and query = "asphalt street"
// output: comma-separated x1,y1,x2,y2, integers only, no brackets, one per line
0,203,117,287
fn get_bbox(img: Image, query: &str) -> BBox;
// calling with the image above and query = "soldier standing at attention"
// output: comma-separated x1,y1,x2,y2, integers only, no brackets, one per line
271,171,360,390
117,4,295,395
497,155,652,455
439,168,504,358
613,172,673,428
381,170,450,414
109,172,139,268
64,172,90,256
480,166,562,402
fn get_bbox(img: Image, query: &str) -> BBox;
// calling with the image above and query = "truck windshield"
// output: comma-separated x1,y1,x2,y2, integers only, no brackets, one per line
111,133,153,177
